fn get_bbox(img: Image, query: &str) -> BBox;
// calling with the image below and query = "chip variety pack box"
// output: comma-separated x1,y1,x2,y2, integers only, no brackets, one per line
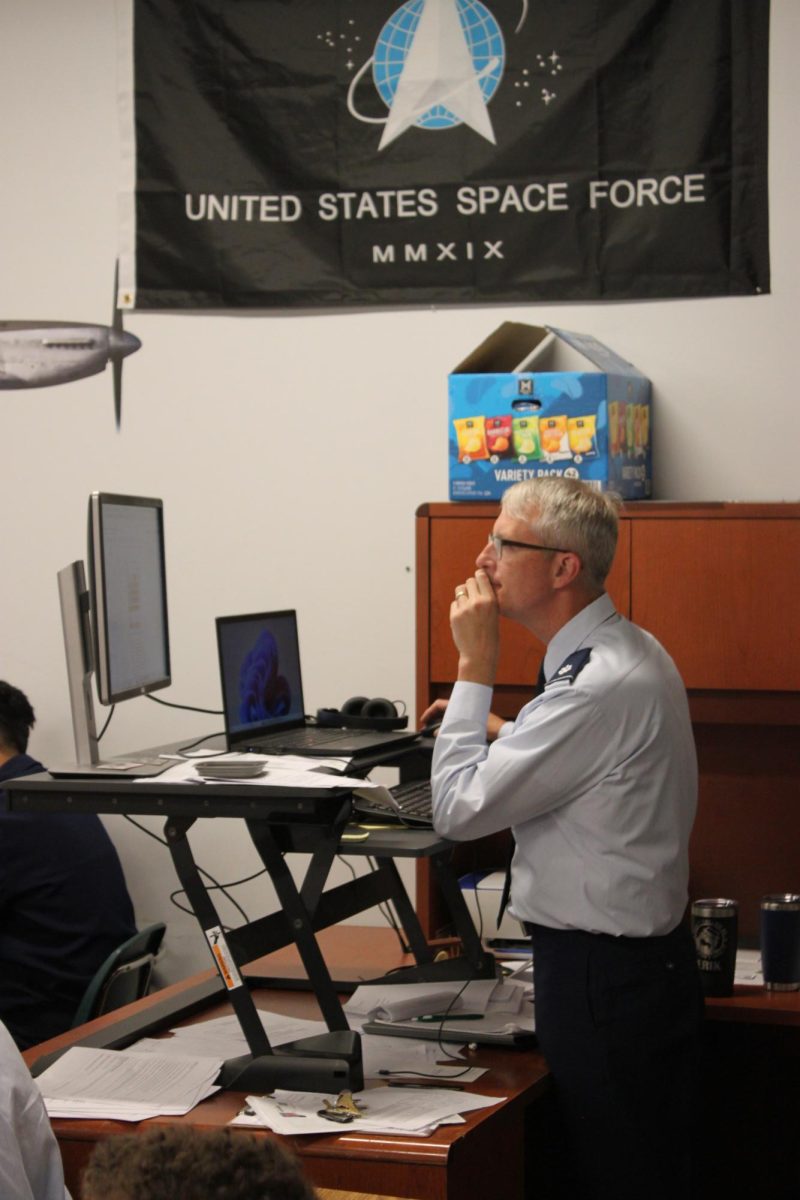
448,322,652,501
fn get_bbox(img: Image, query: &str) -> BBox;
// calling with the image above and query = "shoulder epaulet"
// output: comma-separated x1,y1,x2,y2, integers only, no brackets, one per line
546,647,592,686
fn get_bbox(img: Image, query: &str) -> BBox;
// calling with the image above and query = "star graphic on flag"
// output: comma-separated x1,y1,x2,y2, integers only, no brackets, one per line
379,0,499,149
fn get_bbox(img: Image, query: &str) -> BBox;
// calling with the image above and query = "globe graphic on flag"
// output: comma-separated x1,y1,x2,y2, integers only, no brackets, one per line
373,0,505,131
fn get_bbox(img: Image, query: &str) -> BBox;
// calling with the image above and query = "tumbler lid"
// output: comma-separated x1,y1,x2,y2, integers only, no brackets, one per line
691,898,738,917
761,894,800,911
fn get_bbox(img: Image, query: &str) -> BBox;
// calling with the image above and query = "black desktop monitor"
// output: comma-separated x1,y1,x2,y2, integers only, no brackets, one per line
87,492,171,705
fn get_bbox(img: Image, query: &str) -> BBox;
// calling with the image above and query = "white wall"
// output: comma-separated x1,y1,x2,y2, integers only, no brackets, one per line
2,0,798,983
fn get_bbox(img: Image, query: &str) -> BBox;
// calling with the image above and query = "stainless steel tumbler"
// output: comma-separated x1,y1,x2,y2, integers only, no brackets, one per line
691,898,738,997
760,894,800,991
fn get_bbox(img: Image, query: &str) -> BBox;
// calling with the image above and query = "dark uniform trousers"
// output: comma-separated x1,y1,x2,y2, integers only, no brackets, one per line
528,920,703,1200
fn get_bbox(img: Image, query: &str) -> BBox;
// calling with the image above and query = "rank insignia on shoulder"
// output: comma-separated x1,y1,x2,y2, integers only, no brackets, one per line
548,648,592,685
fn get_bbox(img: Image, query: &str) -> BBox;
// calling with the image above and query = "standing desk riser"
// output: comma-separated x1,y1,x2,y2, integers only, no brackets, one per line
6,749,495,1089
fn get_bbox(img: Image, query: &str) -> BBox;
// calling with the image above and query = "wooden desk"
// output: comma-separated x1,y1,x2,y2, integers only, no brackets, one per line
24,928,551,1200
704,985,800,1027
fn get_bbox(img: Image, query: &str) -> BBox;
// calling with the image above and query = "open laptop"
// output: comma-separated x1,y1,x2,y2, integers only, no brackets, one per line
215,610,421,757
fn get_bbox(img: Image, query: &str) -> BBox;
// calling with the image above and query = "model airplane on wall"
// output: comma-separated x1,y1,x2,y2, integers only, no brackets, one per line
0,269,140,429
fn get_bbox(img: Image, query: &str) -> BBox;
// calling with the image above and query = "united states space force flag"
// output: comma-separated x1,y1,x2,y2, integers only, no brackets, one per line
118,0,770,310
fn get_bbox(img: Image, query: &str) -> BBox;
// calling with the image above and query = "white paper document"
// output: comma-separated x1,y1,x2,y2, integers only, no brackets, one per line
129,1010,486,1082
734,948,763,984
36,1046,222,1121
132,1011,328,1063
138,753,376,790
241,1085,505,1137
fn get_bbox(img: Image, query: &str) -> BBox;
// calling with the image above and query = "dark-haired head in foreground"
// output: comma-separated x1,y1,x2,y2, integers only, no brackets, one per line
82,1126,317,1200
0,681,35,758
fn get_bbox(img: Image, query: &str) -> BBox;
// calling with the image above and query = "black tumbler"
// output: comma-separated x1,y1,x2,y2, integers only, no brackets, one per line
760,894,800,991
691,898,738,997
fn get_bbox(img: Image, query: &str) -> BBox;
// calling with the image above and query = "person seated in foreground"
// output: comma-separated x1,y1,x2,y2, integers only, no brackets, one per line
0,1017,70,1200
0,681,137,1049
81,1127,317,1200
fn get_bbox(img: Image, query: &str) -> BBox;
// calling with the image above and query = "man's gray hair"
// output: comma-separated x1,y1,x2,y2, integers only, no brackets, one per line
501,478,622,591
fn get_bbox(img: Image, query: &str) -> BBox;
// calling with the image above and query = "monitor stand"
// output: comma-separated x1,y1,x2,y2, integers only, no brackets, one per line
51,561,170,778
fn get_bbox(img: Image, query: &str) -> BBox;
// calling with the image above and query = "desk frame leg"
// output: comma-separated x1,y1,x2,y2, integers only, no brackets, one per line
430,853,497,977
165,813,362,1092
373,855,434,964
245,817,350,1032
165,815,272,1056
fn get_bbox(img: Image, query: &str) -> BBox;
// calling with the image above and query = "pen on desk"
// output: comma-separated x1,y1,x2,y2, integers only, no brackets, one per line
412,1013,485,1022
386,1081,466,1090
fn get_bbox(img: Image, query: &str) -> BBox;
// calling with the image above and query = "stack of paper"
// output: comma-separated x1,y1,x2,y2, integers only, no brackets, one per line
132,1011,323,1062
36,1046,222,1121
345,976,533,1035
238,1085,505,1137
345,978,523,1021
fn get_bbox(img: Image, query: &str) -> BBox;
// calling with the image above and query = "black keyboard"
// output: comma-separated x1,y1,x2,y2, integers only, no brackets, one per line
251,726,357,750
352,779,434,827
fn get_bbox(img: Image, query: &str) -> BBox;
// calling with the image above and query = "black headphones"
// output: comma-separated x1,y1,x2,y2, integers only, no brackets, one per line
316,696,408,731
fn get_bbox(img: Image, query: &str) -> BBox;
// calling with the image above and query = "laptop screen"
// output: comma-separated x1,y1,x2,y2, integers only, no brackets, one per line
216,611,306,741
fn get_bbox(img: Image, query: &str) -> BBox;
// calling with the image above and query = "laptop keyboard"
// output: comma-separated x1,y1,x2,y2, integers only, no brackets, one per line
253,726,357,750
353,779,434,826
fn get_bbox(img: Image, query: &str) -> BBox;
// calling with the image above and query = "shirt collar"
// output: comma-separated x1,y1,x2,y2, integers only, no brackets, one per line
543,593,617,680
0,752,43,786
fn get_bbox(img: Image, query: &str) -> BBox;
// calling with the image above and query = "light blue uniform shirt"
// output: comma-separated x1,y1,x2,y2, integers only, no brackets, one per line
431,594,697,937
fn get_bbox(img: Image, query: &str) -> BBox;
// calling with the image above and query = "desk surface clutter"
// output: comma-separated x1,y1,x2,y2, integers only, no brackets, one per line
13,725,800,1200
25,927,550,1200
32,972,533,1126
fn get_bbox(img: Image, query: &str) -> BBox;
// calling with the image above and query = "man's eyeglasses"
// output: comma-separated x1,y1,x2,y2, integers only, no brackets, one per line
486,533,570,559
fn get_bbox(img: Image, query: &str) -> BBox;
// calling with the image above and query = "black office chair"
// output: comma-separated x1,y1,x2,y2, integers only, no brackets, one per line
71,922,166,1027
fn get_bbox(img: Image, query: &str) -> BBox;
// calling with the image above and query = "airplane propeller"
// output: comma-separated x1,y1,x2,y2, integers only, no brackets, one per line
0,262,141,429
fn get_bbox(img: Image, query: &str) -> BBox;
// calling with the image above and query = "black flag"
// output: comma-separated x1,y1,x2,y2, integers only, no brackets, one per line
125,0,770,309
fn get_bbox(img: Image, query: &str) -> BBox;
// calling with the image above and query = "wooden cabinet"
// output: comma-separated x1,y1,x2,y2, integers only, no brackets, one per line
630,517,800,691
415,502,800,942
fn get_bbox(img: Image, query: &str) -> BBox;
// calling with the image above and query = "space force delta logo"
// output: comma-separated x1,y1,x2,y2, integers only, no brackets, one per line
346,0,520,150
183,0,709,254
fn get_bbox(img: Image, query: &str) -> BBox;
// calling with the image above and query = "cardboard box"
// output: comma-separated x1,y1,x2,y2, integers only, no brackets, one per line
449,322,652,501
